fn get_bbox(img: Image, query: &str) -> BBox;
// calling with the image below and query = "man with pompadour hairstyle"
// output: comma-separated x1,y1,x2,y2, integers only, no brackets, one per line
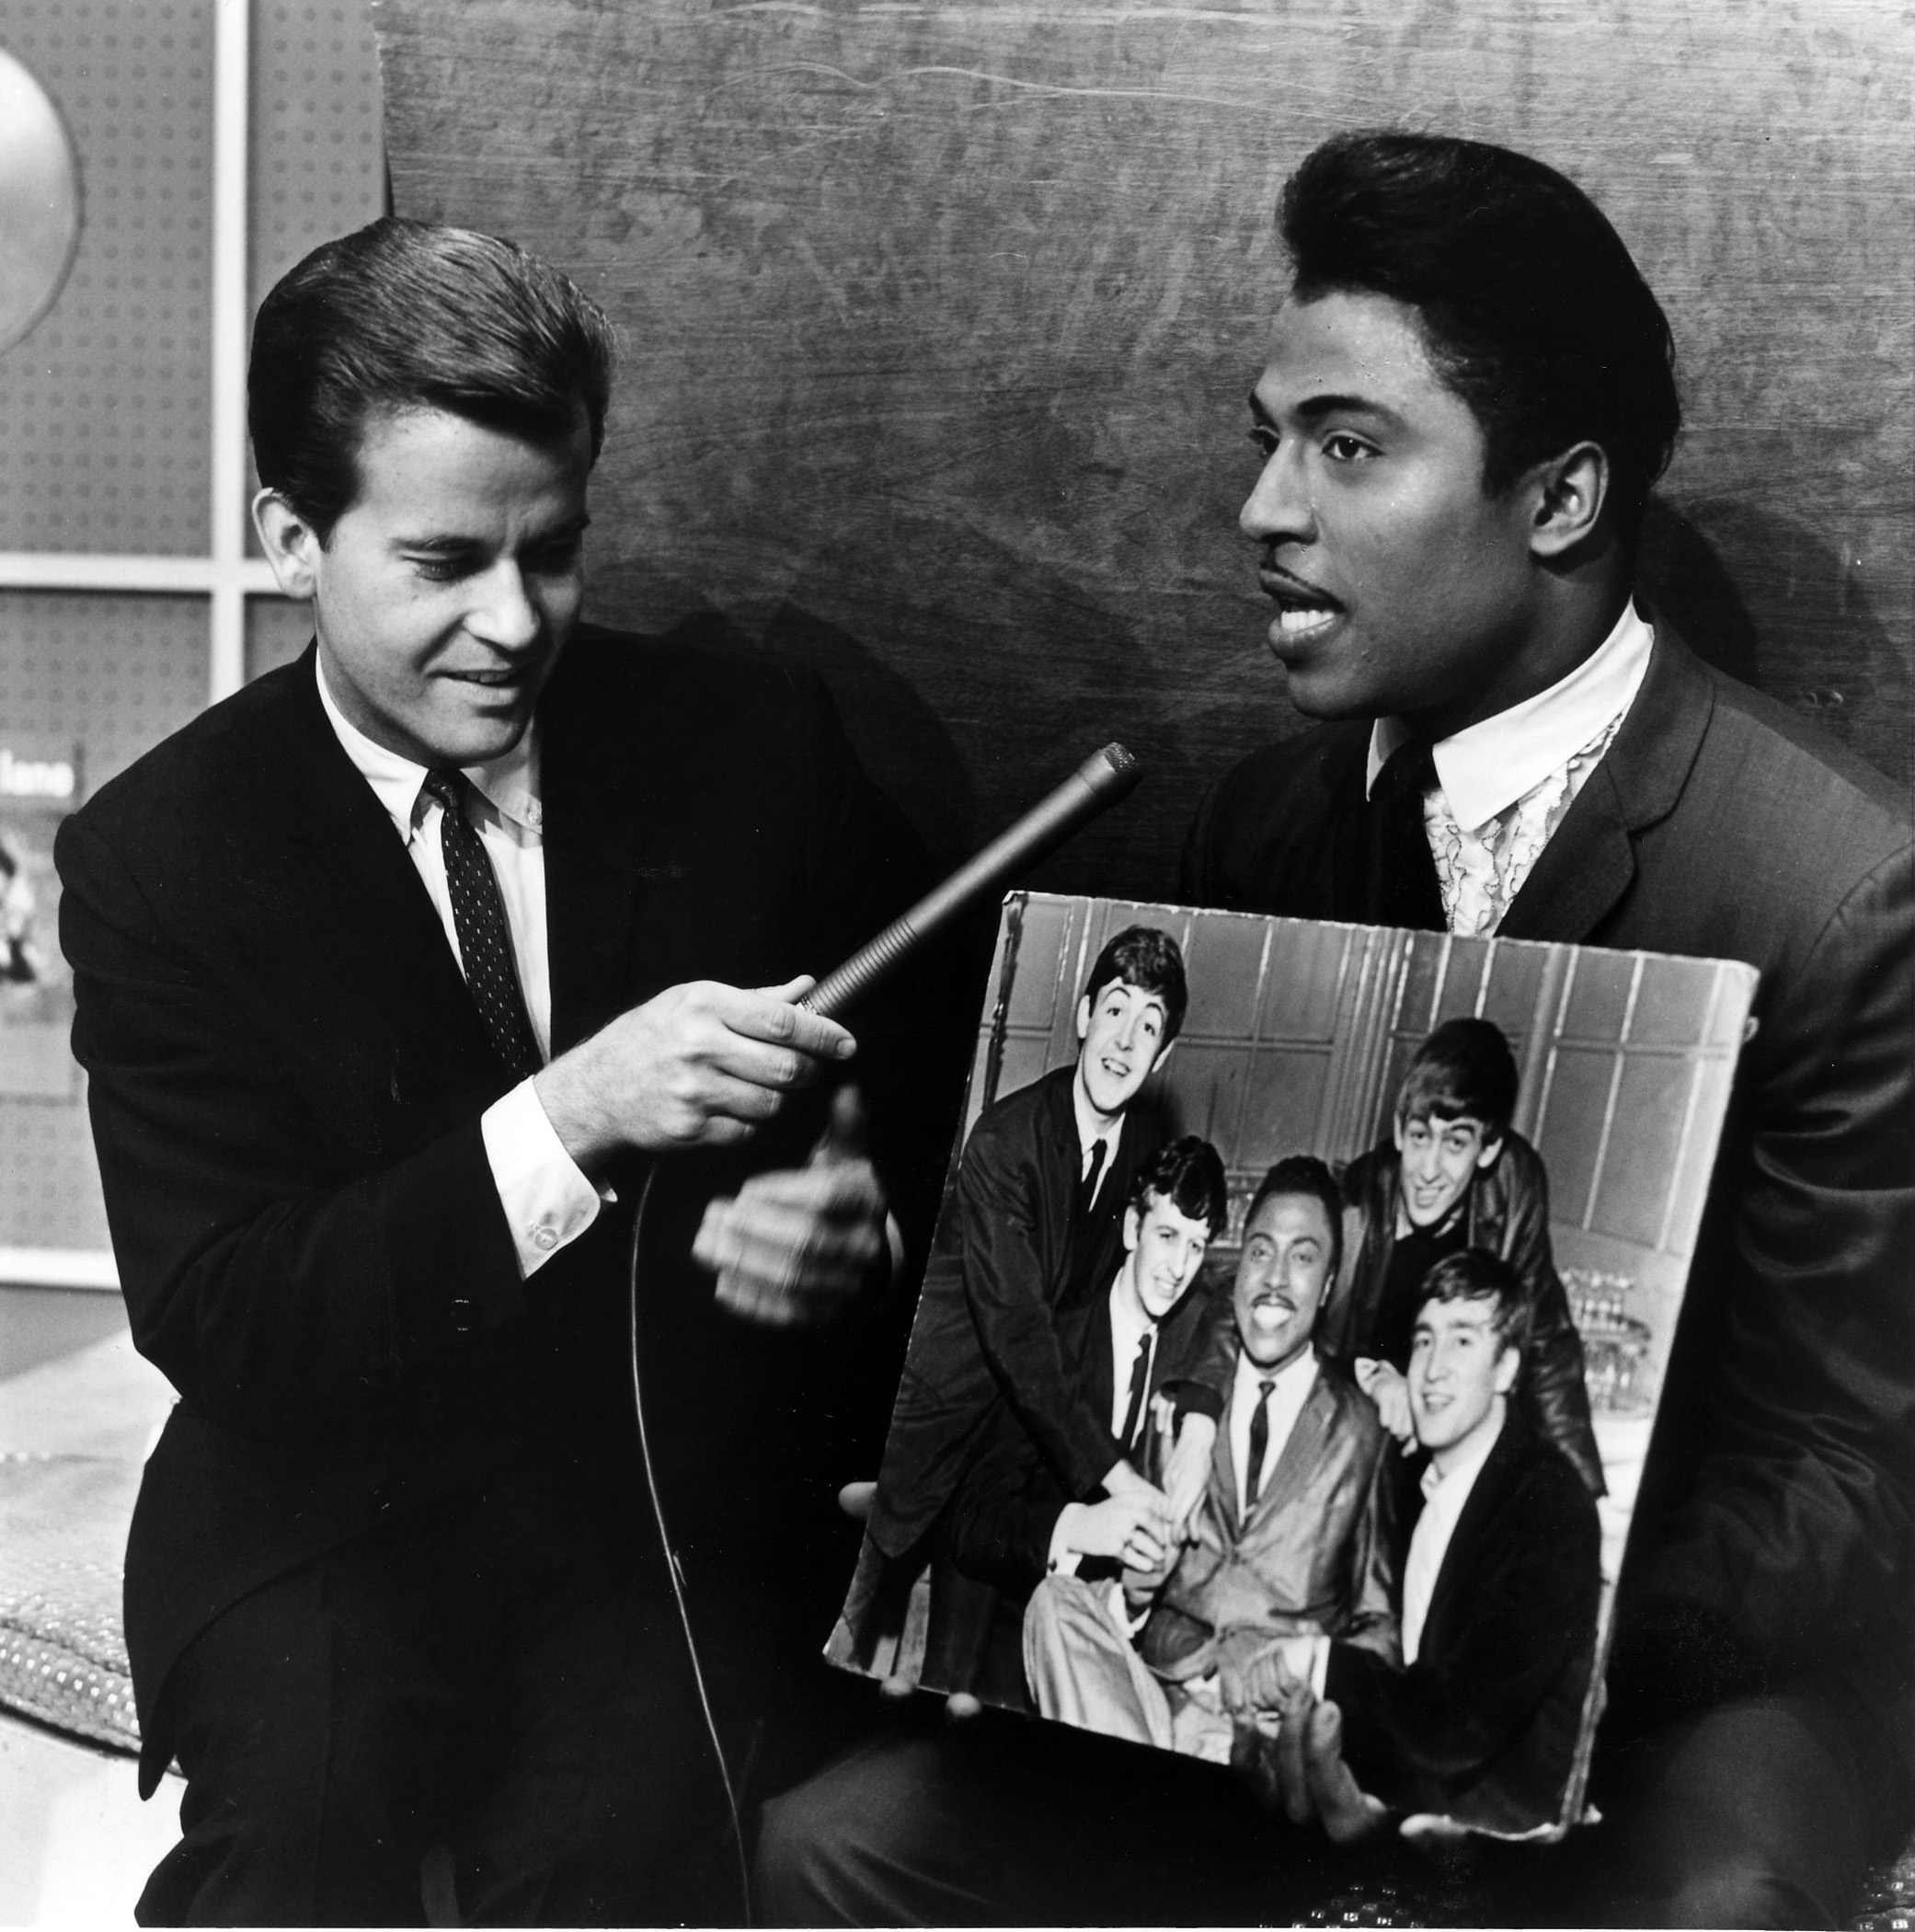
1186,127,1912,1926
59,216,953,1925
759,129,1911,1929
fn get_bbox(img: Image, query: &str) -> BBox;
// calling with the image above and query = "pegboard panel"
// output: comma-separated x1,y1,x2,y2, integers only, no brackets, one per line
249,0,386,313
0,592,210,796
247,0,388,552
0,1,214,555
245,594,313,682
0,1098,109,1251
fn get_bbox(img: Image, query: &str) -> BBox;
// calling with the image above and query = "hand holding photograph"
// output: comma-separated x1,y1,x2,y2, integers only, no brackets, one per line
831,892,1757,1842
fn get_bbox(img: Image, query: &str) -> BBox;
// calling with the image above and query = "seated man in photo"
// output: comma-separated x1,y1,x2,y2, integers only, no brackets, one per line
1024,1156,1398,1764
1235,1248,1600,1834
1335,1018,1602,1495
937,1136,1230,1705
843,926,1201,1684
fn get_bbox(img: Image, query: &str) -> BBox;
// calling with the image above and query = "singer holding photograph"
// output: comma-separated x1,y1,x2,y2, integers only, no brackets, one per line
55,218,952,1926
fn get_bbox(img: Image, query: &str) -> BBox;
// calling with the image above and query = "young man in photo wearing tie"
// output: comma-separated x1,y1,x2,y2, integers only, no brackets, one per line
929,1135,1230,1707
848,926,1206,1688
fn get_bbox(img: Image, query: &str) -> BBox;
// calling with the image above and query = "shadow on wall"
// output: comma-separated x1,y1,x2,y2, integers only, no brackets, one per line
1641,499,1911,796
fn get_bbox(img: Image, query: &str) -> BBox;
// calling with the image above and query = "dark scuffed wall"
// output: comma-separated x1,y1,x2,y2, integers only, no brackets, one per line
373,0,1911,900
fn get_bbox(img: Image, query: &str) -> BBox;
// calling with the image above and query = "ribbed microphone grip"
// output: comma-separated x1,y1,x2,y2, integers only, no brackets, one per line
799,742,1142,1020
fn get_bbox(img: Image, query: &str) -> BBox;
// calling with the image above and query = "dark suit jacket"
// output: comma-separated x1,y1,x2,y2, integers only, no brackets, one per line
56,623,940,1791
1184,617,1914,1732
868,1063,1164,1559
944,1275,1221,1599
1335,1137,1603,1496
1326,1410,1601,1834
1140,1355,1399,1681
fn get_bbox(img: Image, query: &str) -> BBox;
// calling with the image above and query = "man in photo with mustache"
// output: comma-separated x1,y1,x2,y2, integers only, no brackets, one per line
1022,1156,1397,1764
1185,129,1913,1924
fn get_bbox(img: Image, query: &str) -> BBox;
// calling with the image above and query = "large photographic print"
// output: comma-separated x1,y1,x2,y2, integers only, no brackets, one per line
831,894,1757,1840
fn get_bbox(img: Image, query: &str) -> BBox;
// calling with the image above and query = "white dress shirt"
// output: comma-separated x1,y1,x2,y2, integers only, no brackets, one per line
1401,1404,1505,1665
1048,1274,1160,1575
1070,1080,1121,1208
315,656,602,1281
1368,600,1655,936
1230,1346,1319,1523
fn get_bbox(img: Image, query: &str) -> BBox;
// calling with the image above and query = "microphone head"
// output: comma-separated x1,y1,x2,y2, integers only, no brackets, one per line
1079,742,1143,798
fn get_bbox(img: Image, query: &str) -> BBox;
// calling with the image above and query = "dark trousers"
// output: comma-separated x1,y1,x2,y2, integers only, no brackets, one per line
137,1470,737,1927
757,1678,1912,1929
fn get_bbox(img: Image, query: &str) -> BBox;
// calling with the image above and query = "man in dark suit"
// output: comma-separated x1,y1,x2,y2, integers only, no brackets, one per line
1332,1018,1600,1497
1237,1248,1600,1835
1023,1156,1397,1761
57,218,947,1925
844,926,1196,1688
938,1134,1229,1708
758,130,1910,1929
1183,131,1913,1924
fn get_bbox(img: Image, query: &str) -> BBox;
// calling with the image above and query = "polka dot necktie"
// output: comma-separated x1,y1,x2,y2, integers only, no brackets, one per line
420,769,542,1083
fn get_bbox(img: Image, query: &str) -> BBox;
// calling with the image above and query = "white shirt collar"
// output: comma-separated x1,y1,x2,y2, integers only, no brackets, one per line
314,651,544,841
1070,1074,1122,1179
1420,1400,1506,1506
1233,1341,1317,1411
1367,599,1654,833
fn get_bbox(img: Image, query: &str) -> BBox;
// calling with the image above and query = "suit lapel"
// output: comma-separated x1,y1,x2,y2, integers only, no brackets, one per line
1087,1292,1118,1440
267,650,503,1103
538,653,648,1055
1419,1413,1523,1658
1497,616,1714,945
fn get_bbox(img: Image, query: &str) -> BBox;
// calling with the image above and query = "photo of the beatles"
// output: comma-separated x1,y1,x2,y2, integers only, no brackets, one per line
831,893,1757,1840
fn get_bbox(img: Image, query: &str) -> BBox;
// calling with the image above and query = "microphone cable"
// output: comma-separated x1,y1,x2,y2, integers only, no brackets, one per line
626,1162,754,1926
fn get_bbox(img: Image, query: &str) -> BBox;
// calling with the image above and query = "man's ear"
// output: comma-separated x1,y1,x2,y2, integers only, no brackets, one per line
1493,1345,1521,1397
1474,1133,1503,1173
1074,993,1091,1044
252,489,322,600
1122,1203,1141,1255
1525,441,1609,559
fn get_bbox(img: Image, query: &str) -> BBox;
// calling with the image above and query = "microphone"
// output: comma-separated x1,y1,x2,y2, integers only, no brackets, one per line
799,742,1141,1019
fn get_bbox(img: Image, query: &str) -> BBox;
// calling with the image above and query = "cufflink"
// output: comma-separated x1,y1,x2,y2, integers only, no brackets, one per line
530,1225,558,1252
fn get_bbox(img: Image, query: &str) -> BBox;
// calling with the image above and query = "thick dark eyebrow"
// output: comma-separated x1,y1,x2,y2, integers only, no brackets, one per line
1248,388,1407,434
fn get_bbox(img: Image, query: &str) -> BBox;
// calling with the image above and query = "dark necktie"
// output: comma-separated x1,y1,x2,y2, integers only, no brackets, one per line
1243,1378,1278,1520
420,769,542,1083
1367,738,1447,932
1077,1138,1107,1222
1118,1329,1154,1455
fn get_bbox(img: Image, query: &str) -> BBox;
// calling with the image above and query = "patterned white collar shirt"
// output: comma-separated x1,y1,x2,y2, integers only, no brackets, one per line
1367,600,1655,937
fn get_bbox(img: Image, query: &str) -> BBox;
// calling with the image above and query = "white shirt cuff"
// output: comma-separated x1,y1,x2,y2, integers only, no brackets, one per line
1309,1635,1332,1699
480,1077,603,1279
1048,1503,1088,1575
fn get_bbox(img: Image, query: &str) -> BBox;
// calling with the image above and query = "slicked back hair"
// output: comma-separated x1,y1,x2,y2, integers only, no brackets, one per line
1128,1135,1230,1238
1244,1154,1342,1281
250,217,616,543
1396,1018,1519,1142
1415,1247,1532,1364
1279,131,1680,540
1081,925,1189,1045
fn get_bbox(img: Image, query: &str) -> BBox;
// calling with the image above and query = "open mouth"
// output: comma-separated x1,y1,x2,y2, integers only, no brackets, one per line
1259,565,1343,640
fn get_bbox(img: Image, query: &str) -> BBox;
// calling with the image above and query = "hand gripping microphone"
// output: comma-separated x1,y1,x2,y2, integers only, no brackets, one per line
799,742,1142,1018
